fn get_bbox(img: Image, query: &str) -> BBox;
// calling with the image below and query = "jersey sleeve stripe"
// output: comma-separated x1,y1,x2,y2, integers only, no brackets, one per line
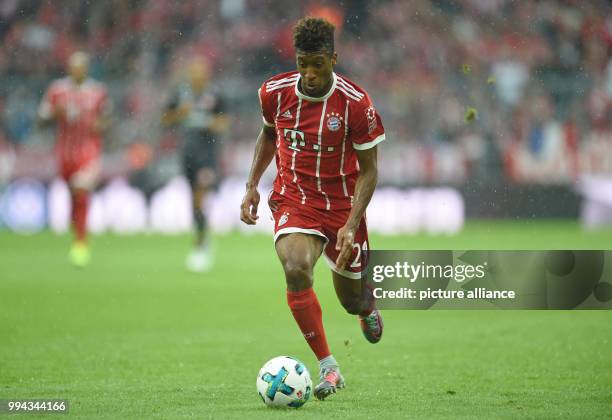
336,78,364,99
266,75,299,88
266,82,298,92
336,86,362,102
267,74,298,85
353,133,386,150
336,78,364,98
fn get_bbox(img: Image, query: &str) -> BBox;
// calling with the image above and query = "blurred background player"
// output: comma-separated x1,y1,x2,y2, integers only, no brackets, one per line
38,51,111,267
162,57,228,273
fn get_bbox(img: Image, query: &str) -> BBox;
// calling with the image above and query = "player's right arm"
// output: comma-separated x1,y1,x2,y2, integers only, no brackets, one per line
240,82,279,225
37,82,62,127
240,125,276,225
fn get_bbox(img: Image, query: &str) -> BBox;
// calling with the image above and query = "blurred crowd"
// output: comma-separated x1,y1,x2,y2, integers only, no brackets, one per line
1,0,611,185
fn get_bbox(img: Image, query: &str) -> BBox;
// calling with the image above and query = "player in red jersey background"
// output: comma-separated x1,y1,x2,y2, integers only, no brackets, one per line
38,51,111,267
240,17,384,400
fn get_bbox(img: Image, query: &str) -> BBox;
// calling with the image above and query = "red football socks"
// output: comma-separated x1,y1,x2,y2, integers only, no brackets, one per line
71,191,89,243
286,288,331,360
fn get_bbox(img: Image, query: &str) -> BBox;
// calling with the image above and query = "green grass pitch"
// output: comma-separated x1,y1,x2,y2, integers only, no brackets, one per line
1,221,611,418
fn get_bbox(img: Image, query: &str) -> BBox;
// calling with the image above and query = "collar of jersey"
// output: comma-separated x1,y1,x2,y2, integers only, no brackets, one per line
65,77,93,89
294,72,337,102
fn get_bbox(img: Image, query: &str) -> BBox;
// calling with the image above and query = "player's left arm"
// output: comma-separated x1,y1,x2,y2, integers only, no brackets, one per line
336,93,385,270
94,88,112,134
335,146,378,270
38,84,61,127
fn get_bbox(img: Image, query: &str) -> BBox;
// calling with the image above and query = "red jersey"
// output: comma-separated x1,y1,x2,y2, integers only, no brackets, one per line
259,71,385,210
38,77,110,168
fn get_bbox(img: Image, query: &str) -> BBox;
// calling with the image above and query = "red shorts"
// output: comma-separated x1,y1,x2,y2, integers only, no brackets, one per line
58,157,99,188
57,138,100,181
60,160,89,180
269,191,369,279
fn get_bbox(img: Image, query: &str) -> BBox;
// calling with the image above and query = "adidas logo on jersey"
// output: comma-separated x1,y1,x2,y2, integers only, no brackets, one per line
281,110,292,119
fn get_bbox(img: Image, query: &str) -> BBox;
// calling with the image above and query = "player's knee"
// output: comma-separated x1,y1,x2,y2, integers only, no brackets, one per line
282,259,313,288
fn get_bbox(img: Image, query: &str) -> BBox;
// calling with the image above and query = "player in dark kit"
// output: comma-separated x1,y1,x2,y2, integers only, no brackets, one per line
240,17,385,400
163,58,228,272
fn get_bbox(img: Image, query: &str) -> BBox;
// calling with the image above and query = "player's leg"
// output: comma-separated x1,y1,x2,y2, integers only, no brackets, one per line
322,215,383,344
192,183,208,247
275,232,343,400
275,233,326,342
66,161,99,267
332,270,383,344
331,271,373,315
70,187,89,244
185,157,216,272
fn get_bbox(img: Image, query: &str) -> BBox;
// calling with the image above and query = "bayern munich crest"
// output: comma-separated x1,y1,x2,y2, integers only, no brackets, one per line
326,112,343,132
278,212,290,227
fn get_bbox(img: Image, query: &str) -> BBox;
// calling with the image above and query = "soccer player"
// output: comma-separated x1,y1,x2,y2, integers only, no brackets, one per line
162,58,228,272
38,51,111,267
240,17,385,400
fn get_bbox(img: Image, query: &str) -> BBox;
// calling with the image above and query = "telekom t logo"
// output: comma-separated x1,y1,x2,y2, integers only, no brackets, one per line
283,129,305,151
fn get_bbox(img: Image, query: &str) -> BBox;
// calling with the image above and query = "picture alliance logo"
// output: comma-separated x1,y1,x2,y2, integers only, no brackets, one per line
371,261,488,283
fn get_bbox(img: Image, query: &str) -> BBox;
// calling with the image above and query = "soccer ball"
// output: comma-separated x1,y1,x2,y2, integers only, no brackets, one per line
256,356,312,408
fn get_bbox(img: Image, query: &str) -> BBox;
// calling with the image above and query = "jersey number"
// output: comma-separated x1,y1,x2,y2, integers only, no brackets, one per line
350,241,368,268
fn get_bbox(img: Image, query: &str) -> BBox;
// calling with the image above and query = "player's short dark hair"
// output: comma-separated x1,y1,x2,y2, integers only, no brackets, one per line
293,17,335,55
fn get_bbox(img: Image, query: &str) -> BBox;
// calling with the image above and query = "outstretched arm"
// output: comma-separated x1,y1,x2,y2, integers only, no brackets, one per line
38,97,61,128
240,125,277,225
335,146,378,269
